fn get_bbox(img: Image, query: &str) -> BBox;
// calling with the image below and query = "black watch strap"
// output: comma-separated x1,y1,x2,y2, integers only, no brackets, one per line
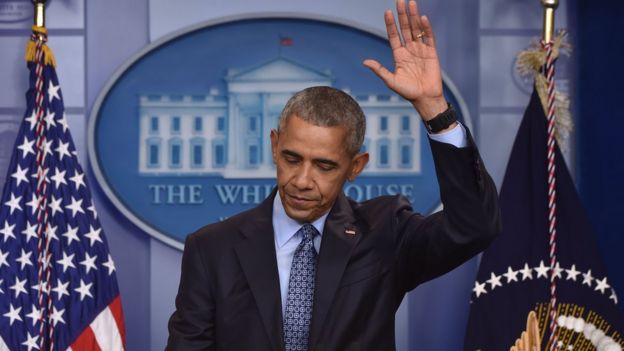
424,104,457,133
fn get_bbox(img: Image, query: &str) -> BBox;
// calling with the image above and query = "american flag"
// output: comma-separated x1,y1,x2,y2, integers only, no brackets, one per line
0,29,125,350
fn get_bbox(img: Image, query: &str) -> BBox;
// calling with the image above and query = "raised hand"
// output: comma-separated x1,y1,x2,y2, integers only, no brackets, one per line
364,0,447,119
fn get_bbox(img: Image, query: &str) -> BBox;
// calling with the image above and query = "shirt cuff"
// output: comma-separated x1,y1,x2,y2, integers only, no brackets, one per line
427,122,468,148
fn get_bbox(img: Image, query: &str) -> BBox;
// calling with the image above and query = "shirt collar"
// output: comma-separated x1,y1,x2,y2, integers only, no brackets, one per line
273,193,328,248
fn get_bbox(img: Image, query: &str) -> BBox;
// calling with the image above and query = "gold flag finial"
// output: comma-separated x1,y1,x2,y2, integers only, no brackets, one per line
541,0,559,43
33,0,47,28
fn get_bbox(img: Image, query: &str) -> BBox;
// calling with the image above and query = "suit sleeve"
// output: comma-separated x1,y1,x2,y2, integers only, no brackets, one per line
166,233,216,351
395,129,502,292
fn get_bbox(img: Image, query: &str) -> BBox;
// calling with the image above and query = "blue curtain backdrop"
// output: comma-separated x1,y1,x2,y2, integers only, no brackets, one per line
577,1,624,313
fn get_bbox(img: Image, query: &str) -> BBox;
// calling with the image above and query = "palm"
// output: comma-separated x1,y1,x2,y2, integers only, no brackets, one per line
389,43,442,101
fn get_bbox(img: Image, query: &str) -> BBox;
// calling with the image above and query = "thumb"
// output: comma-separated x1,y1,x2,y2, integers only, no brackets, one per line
363,59,394,85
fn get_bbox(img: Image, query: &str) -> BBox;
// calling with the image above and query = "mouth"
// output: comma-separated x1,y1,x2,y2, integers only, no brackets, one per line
285,193,316,208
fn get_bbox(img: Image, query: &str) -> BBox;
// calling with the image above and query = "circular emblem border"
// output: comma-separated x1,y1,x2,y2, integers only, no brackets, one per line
87,13,473,251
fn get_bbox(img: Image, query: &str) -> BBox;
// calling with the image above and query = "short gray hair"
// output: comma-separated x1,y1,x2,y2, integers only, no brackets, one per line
278,86,366,156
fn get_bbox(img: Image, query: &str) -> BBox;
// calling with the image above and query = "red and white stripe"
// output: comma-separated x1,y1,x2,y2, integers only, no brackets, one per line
67,296,126,351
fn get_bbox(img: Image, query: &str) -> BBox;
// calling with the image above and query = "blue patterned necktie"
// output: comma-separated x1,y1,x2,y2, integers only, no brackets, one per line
283,223,319,351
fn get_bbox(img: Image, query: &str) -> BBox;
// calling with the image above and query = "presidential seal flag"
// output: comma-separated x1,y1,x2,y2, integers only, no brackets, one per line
0,26,125,350
463,40,624,351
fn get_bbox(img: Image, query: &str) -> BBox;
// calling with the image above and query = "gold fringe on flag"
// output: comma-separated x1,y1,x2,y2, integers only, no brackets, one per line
25,25,57,67
516,31,572,148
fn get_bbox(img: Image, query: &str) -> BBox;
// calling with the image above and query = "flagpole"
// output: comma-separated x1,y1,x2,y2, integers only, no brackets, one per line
541,1,560,350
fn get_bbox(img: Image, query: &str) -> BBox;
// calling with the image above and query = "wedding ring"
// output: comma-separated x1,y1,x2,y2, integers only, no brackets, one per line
415,31,425,39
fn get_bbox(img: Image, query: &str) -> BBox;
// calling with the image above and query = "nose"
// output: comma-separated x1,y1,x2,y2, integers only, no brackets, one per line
292,163,314,190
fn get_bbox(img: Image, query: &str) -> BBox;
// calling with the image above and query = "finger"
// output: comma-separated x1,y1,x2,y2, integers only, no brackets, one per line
384,9,403,50
528,312,541,350
363,59,394,84
421,15,437,48
521,331,529,351
408,0,424,39
396,0,413,42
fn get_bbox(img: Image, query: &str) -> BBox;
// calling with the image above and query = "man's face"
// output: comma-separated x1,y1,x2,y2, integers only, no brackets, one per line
270,115,368,222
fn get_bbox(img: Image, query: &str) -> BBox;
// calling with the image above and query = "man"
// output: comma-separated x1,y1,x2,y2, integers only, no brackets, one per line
167,1,501,350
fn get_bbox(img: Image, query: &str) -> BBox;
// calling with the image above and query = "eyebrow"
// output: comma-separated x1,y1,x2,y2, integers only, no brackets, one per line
281,149,339,168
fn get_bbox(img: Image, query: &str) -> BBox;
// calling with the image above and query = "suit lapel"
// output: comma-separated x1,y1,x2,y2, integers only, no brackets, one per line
310,193,360,350
234,192,285,351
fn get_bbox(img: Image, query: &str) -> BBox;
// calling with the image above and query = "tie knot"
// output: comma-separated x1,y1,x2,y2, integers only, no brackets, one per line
300,223,319,241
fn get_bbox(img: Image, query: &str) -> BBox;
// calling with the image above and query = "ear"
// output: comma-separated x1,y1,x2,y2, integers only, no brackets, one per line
347,152,369,182
270,129,279,164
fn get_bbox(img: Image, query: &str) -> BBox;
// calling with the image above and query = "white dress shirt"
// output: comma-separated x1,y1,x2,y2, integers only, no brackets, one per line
272,122,467,315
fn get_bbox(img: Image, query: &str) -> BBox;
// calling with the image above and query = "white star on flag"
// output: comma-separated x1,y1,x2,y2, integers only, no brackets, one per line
473,280,487,298
21,222,38,243
487,272,502,290
503,266,518,283
48,195,63,216
74,279,93,301
65,196,85,217
10,277,28,298
48,80,61,102
565,264,581,281
24,110,38,131
3,303,22,326
56,251,76,273
11,165,30,187
50,167,67,189
5,193,23,215
69,170,85,190
0,249,9,268
57,112,69,133
52,278,70,301
50,306,66,326
62,224,80,245
25,304,42,327
79,252,98,274
21,331,39,351
17,137,35,158
55,140,71,160
84,225,103,246
582,269,594,287
103,254,116,275
25,193,41,214
594,277,610,294
44,109,56,129
0,221,16,242
15,249,33,270
534,260,550,279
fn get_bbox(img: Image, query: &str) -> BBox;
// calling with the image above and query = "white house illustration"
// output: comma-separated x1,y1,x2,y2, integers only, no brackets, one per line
138,57,421,178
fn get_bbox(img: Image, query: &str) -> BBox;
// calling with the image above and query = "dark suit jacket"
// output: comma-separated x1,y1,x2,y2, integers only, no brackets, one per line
167,137,501,351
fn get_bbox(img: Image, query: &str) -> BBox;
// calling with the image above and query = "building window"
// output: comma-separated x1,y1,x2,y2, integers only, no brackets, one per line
171,116,181,133
399,140,413,168
379,116,388,132
377,139,390,168
401,116,410,133
194,117,203,132
169,138,182,168
150,117,159,133
212,139,226,168
249,144,259,166
146,138,161,168
190,138,204,168
249,116,257,132
216,116,225,133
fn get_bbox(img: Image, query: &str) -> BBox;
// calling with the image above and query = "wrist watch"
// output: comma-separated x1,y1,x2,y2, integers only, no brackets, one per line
424,104,457,133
